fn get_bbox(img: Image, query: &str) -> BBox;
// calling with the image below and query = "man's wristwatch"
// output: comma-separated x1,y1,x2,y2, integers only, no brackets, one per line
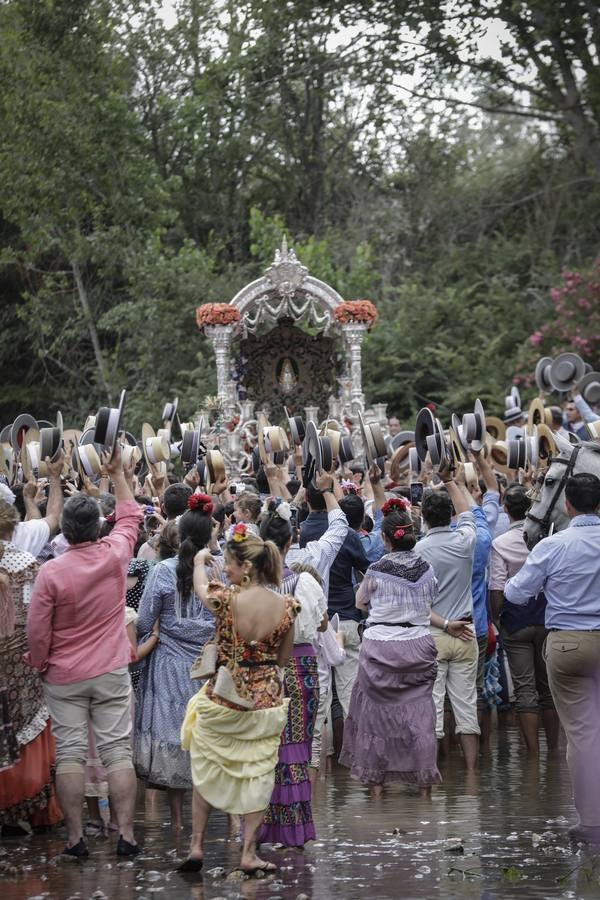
443,619,450,633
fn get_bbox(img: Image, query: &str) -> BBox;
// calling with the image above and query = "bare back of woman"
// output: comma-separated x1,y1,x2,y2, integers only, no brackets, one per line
233,586,288,642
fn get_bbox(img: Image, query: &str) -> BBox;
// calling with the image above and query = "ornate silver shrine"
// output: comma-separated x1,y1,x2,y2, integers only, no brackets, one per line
200,238,386,470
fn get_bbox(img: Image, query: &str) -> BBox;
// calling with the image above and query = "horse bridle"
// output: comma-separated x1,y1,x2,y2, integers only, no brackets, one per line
526,444,581,537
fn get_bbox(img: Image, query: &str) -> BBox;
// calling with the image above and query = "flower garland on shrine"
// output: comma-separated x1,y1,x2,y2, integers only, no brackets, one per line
334,300,378,330
196,303,241,329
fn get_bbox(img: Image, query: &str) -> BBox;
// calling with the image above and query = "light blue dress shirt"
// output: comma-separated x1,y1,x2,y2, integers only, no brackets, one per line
504,515,600,630
360,508,386,563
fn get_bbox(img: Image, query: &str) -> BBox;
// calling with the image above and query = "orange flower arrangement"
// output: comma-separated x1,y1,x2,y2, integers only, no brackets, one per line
333,300,378,329
196,303,241,329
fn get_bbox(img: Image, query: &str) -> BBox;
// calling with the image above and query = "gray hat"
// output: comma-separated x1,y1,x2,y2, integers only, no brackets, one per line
503,406,524,424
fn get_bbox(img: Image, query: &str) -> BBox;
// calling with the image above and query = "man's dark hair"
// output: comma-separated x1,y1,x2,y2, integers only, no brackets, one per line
61,494,101,545
504,485,531,521
339,494,365,530
286,478,301,497
421,491,453,528
306,484,326,511
565,473,600,514
549,406,563,426
162,483,192,519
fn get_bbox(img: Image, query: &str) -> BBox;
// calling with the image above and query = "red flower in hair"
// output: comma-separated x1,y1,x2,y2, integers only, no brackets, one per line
394,527,406,540
188,492,214,515
382,497,409,516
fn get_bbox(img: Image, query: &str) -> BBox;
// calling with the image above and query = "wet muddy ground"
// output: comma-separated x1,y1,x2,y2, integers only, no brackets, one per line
1,724,598,900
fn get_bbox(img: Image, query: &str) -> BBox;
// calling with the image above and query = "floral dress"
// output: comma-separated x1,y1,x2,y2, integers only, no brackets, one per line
205,583,300,710
0,542,61,825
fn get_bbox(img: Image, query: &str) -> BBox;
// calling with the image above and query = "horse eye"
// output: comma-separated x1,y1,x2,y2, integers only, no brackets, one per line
545,477,555,486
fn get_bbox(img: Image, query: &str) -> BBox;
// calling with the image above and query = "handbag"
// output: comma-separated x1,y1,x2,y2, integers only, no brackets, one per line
190,640,218,680
212,591,255,710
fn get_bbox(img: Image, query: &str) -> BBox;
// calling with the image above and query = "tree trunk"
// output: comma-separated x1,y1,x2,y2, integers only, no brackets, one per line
71,261,113,404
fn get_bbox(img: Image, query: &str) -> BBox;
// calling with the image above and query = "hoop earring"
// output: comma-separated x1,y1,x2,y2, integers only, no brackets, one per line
241,574,251,588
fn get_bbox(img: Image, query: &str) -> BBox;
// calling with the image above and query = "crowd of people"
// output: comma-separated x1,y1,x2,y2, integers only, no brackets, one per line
0,383,599,878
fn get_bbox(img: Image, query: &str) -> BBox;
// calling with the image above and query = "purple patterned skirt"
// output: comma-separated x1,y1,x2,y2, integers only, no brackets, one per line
258,644,318,847
340,634,442,786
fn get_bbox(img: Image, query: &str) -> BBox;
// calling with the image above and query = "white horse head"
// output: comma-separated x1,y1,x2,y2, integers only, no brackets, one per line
523,438,600,548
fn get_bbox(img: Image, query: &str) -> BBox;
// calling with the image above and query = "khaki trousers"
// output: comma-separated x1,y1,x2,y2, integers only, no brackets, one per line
432,630,480,738
44,667,133,776
545,631,600,827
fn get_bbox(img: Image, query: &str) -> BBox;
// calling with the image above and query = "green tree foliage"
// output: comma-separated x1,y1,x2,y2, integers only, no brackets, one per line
1,0,599,431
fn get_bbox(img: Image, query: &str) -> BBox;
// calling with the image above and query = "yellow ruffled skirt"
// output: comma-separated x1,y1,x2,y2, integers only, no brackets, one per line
181,684,289,815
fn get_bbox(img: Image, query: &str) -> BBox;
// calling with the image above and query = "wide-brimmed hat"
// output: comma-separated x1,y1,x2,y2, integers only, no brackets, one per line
257,413,289,466
94,390,126,457
485,416,506,441
389,430,415,453
21,429,41,482
426,419,451,468
463,461,478,492
38,412,64,476
358,413,387,469
462,399,486,452
549,353,586,392
0,441,13,482
504,386,521,411
390,441,415,483
448,425,467,468
535,357,554,393
304,421,333,484
414,407,437,462
180,423,203,470
489,440,511,475
503,406,524,425
507,438,526,470
577,371,600,406
141,423,170,476
10,413,38,456
206,448,226,488
535,424,557,462
284,407,306,447
527,397,553,434
161,397,179,429
586,420,600,440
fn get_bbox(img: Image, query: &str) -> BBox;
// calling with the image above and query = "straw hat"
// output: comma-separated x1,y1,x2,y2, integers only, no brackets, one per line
527,398,553,434
448,426,467,468
390,441,415,483
489,440,511,475
549,353,586,392
586,421,600,440
141,423,170,477
463,461,478,492
503,406,524,425
535,424,557,462
257,413,289,466
206,448,226,487
94,390,126,458
485,416,506,441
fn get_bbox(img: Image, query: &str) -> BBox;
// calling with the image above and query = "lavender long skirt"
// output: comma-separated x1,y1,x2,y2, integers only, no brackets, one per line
340,634,442,786
258,645,318,847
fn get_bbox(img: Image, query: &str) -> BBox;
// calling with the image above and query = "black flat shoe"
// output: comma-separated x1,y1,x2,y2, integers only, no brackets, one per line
116,835,142,856
177,857,203,872
62,838,89,859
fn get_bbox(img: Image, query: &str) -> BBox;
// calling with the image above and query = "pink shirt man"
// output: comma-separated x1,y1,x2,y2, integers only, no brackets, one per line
26,500,143,685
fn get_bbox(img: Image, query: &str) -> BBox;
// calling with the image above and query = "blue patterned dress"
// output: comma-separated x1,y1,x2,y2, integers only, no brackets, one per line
134,557,217,789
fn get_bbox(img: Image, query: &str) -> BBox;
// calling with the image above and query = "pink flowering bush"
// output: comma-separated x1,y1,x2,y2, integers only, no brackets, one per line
517,262,600,385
